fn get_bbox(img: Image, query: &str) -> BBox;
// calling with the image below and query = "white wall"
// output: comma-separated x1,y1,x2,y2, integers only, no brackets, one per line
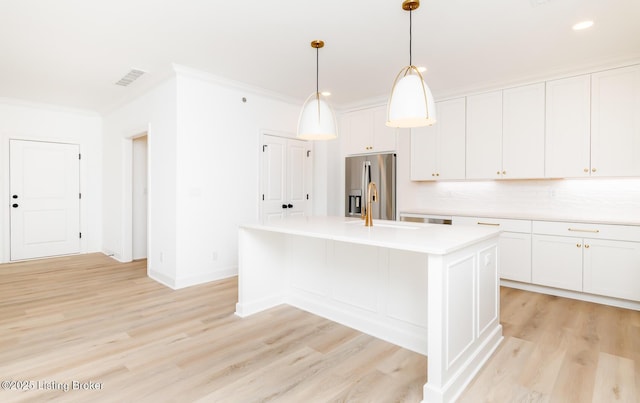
102,65,317,289
0,99,102,263
172,68,303,288
102,76,178,285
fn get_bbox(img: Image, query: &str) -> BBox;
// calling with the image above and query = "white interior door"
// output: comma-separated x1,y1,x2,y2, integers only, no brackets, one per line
10,140,81,261
286,141,311,217
260,135,312,222
261,136,287,222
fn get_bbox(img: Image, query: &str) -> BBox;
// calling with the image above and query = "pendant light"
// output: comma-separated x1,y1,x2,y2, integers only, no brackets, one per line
386,0,436,128
297,40,338,140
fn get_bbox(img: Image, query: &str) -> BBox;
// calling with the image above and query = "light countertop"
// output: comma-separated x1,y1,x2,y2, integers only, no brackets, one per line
241,215,500,255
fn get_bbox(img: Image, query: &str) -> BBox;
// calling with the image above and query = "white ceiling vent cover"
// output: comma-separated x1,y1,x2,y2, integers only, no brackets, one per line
530,0,554,7
115,69,146,86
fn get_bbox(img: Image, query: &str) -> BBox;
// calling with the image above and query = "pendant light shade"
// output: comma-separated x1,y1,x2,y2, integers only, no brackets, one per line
297,93,337,140
297,40,337,140
386,0,436,128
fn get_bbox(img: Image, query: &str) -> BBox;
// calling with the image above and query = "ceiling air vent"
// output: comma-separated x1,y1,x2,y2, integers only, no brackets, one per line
115,69,146,86
529,0,554,6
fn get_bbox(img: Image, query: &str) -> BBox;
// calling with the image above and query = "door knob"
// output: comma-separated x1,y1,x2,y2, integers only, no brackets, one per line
12,203,18,208
282,204,288,209
287,204,293,208
12,195,18,199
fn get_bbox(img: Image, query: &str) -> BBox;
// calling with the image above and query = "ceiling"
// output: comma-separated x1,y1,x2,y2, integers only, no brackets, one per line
1,0,639,114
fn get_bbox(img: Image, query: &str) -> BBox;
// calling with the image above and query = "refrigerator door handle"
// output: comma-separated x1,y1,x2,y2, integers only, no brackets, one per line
361,161,371,219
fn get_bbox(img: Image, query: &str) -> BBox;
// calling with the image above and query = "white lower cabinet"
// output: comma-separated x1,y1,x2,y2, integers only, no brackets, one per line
532,221,640,302
583,238,640,301
500,232,532,283
453,216,532,282
532,234,583,291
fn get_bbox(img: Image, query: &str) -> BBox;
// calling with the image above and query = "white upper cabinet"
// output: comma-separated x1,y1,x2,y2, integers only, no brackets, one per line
502,83,545,179
591,64,640,177
345,106,397,155
411,98,466,180
545,74,591,178
466,90,503,179
466,84,545,180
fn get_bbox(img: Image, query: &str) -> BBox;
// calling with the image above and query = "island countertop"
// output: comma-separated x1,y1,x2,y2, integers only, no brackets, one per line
241,215,501,255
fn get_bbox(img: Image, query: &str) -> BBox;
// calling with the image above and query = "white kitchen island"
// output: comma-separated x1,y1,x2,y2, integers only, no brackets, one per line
236,216,503,403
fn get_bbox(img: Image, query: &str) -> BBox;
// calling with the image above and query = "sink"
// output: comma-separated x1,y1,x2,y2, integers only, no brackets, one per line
345,220,419,230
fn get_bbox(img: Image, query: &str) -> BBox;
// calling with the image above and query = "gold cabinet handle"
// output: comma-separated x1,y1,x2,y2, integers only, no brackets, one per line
576,243,582,248
592,168,597,172
502,170,506,175
432,173,435,177
583,168,589,173
477,222,500,226
436,173,440,177
568,228,600,233
496,171,500,175
585,244,590,249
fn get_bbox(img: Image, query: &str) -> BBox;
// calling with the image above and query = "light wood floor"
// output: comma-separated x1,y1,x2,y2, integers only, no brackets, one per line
0,254,638,402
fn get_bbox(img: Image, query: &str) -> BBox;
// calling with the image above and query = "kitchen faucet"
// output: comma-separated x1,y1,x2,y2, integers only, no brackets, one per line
364,181,378,227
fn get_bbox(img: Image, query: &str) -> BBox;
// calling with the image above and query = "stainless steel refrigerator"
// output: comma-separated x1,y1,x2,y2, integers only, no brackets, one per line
345,153,396,220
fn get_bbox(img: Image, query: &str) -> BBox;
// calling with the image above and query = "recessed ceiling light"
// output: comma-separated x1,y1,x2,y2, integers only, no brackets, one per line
572,20,594,31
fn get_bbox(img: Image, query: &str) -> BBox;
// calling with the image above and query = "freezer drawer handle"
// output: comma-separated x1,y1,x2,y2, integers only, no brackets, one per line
282,204,288,209
477,222,500,226
568,228,600,233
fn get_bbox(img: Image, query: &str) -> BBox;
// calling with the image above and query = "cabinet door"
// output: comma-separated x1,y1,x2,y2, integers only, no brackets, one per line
466,91,502,179
410,98,465,180
372,106,397,153
436,98,466,180
545,75,591,178
532,234,583,291
345,109,374,155
502,83,545,179
500,232,532,282
591,65,640,176
410,124,438,180
583,238,640,301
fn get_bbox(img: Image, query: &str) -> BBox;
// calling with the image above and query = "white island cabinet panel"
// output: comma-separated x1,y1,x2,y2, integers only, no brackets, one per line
332,242,379,311
387,250,428,327
445,255,475,368
237,216,502,403
478,245,499,337
288,236,328,297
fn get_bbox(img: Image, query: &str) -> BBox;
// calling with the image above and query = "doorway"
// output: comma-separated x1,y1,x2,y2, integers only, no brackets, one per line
132,135,148,260
9,139,81,261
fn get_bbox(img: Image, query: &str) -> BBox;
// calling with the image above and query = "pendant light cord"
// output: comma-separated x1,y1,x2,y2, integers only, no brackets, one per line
316,46,320,95
409,8,413,66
